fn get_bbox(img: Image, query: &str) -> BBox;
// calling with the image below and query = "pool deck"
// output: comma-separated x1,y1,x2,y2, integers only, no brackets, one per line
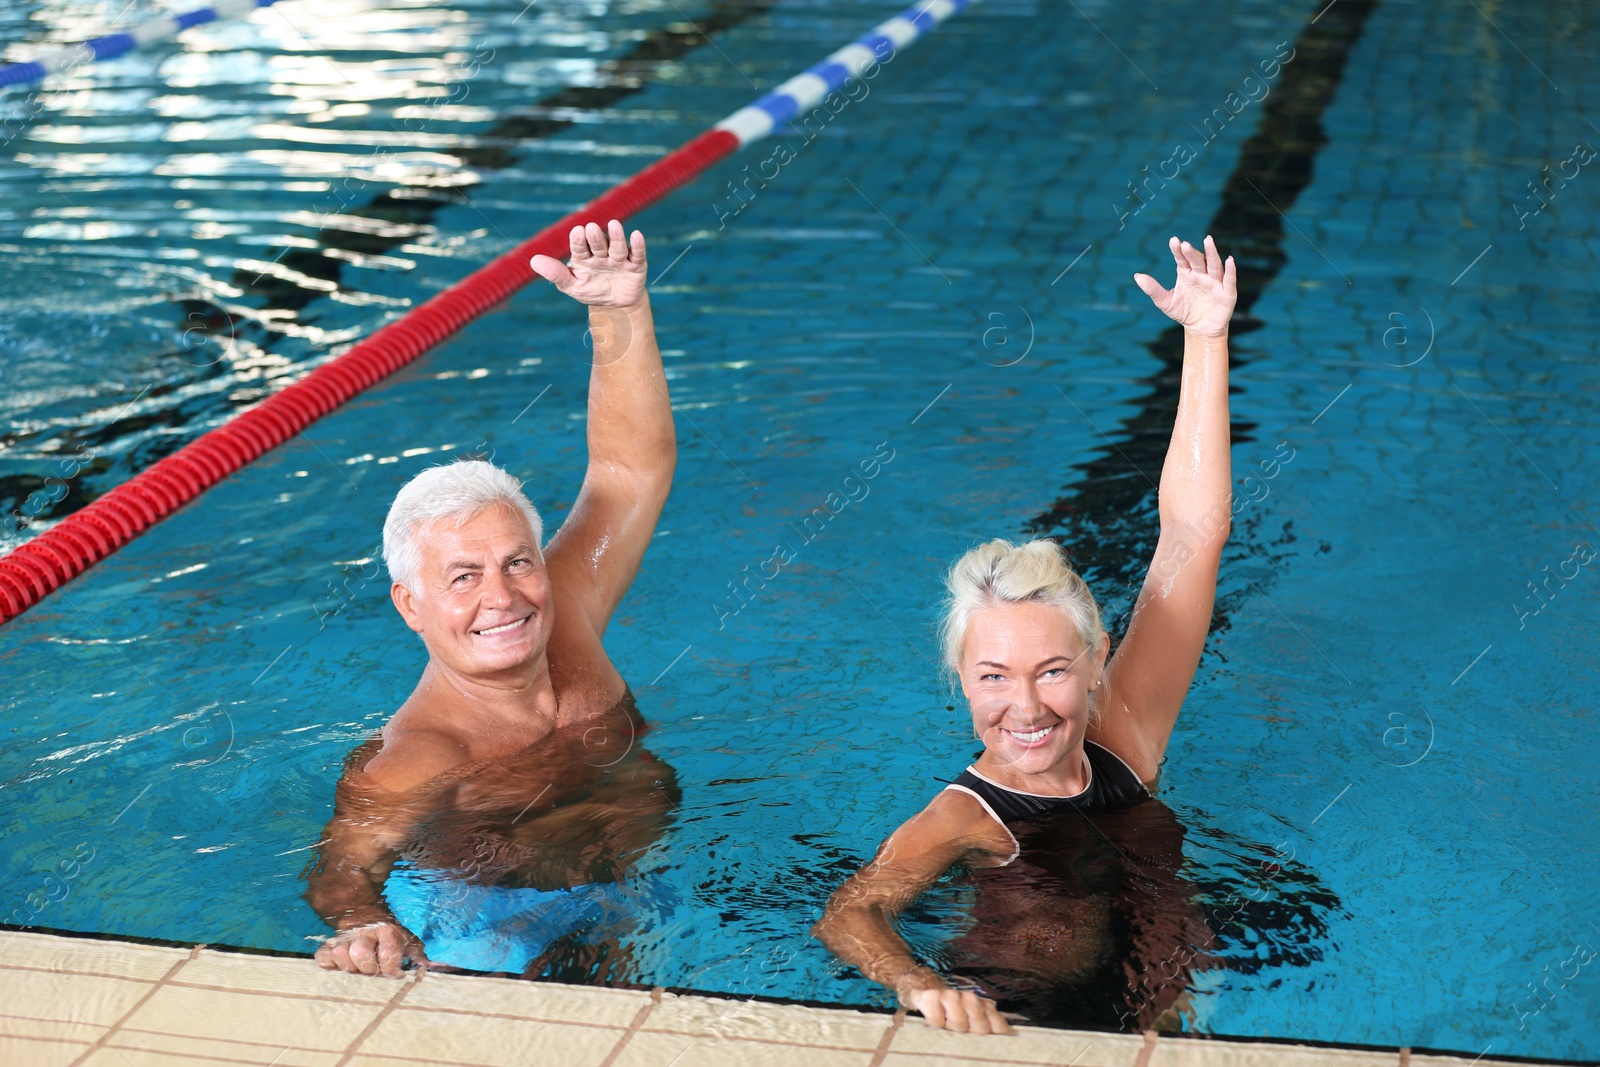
0,929,1555,1067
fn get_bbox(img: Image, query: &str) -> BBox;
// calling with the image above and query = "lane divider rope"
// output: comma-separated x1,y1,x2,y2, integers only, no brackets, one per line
0,0,971,624
0,0,281,88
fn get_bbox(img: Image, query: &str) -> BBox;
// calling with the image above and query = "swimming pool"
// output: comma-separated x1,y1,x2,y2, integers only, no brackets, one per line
2,0,1598,1057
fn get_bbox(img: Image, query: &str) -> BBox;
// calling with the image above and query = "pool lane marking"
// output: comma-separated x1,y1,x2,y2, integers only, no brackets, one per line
664,0,762,91
0,0,976,625
1240,176,1351,285
1054,385,1159,492
0,0,281,89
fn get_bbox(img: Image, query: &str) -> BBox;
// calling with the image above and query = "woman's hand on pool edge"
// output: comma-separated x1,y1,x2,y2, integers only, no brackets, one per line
1134,234,1237,339
530,220,648,308
313,921,428,979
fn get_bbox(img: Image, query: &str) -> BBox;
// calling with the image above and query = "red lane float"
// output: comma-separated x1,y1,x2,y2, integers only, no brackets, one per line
0,129,740,623
0,0,980,624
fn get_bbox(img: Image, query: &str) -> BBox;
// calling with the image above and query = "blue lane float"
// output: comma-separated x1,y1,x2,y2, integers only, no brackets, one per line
0,0,280,89
714,0,970,145
0,0,978,622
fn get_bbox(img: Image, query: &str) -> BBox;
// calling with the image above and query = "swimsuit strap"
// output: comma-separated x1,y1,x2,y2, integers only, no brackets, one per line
944,740,1149,828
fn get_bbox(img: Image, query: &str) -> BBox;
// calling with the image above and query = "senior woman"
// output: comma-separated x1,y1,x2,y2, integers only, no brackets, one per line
813,236,1237,1033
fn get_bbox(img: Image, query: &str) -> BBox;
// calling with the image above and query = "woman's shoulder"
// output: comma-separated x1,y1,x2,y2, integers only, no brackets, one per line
1083,738,1157,801
920,778,1018,863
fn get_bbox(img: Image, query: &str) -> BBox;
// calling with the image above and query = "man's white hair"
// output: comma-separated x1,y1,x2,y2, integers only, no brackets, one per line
382,460,544,594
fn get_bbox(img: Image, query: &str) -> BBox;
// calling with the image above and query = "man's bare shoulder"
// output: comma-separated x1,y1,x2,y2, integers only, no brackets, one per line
348,725,472,796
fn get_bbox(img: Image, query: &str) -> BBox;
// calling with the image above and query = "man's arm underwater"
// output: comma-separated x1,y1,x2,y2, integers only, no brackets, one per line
304,742,447,978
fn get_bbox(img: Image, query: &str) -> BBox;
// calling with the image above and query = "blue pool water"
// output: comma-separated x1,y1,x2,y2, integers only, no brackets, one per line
3,0,1599,1057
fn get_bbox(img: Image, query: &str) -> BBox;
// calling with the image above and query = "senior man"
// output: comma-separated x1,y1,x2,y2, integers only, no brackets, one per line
305,221,679,980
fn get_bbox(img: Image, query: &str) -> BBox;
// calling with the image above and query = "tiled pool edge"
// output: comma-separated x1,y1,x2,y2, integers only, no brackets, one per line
0,928,1590,1067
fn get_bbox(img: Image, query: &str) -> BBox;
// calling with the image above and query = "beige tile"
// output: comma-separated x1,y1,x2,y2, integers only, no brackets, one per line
180,949,394,1004
358,1005,621,1067
0,1013,106,1043
404,970,649,1027
1410,1056,1523,1067
613,1030,875,1067
0,1034,92,1067
0,968,152,1027
889,1022,1145,1065
117,982,386,1052
81,1049,277,1067
111,1025,344,1066
1149,1039,1398,1067
643,992,891,1049
886,1055,1000,1067
0,931,185,982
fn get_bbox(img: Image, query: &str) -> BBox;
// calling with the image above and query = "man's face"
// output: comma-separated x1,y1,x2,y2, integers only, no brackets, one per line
392,503,553,679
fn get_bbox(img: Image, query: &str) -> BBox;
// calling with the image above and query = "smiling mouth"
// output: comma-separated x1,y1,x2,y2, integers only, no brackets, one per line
1005,724,1057,746
473,615,531,636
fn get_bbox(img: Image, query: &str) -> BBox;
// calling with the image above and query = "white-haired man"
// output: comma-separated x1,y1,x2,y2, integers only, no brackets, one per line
306,220,678,979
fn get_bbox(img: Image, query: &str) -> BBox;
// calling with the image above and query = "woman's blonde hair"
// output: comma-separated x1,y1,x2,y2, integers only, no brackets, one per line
939,538,1106,688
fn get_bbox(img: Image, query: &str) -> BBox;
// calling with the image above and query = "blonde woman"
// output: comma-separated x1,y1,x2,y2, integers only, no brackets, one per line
813,236,1236,1034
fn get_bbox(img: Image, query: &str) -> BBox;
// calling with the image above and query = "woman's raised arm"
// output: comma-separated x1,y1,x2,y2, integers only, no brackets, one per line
1087,235,1237,786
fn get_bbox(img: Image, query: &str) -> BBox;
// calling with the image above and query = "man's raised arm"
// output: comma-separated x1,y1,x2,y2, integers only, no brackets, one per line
531,220,676,637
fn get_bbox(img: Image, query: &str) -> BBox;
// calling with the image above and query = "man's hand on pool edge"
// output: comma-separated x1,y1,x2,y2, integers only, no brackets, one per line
313,921,429,980
896,968,1013,1035
906,985,1015,1035
530,220,648,308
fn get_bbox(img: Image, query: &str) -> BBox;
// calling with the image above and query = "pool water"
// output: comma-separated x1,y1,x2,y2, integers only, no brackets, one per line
3,0,1599,1057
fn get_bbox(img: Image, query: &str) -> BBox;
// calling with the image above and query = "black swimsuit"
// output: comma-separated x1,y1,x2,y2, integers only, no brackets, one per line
946,739,1150,856
938,741,1200,1031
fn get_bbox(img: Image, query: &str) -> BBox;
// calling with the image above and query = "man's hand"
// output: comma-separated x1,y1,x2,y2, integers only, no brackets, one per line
531,220,647,308
313,921,427,979
907,986,1015,1035
1133,234,1237,339
896,967,1014,1035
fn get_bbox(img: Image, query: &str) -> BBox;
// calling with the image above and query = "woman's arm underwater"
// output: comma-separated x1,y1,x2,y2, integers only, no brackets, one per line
1089,235,1237,786
812,789,1016,1034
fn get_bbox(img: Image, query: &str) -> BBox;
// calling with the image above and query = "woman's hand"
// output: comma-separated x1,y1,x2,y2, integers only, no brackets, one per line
1134,234,1237,339
313,921,428,979
530,220,647,308
897,968,1014,1035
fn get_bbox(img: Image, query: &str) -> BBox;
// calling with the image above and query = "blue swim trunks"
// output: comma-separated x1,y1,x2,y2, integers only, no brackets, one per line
385,865,662,975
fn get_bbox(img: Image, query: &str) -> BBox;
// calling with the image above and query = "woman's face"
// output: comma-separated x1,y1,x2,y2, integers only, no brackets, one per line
959,601,1105,778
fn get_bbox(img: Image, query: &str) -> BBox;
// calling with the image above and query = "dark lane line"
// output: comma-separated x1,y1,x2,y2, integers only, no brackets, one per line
1024,0,1380,638
1,0,778,530
236,0,780,314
